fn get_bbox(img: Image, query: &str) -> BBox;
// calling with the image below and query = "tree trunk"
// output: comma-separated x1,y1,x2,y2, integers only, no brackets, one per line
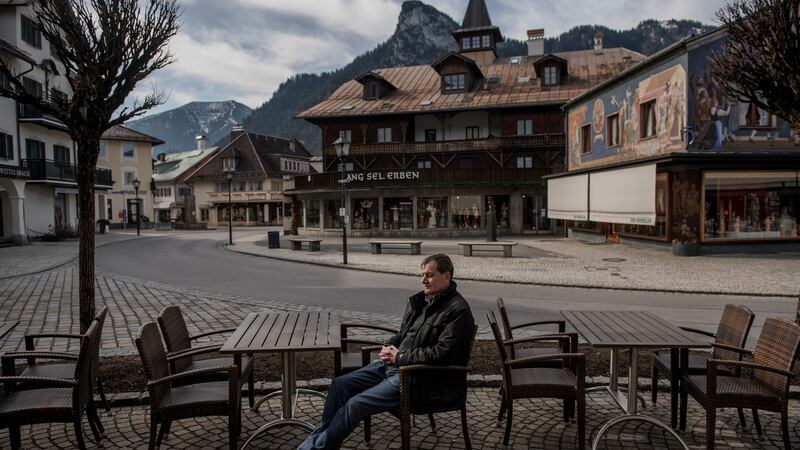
76,140,97,333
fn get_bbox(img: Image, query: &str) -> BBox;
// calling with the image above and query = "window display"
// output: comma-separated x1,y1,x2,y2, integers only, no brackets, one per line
451,195,483,229
324,199,342,229
417,198,447,229
485,195,510,228
306,199,320,228
352,198,379,230
703,171,799,240
382,197,413,229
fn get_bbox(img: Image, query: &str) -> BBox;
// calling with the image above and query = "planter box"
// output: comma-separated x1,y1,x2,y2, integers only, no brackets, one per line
671,243,701,257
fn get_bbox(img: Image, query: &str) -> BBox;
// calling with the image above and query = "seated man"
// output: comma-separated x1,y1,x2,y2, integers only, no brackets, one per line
298,253,475,450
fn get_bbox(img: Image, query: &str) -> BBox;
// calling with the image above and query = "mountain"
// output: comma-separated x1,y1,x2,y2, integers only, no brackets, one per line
243,1,714,153
127,100,252,156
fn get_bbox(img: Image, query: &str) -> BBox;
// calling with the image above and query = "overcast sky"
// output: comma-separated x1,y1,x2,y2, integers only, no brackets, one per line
130,0,728,117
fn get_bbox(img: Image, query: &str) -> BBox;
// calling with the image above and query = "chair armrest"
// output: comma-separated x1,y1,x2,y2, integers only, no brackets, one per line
147,365,237,388
189,328,236,341
1,351,79,363
166,345,221,362
504,333,572,347
0,375,77,387
25,333,83,351
711,343,752,355
679,326,716,338
510,320,566,332
342,338,384,347
506,352,584,368
708,359,795,377
361,345,384,366
341,322,398,337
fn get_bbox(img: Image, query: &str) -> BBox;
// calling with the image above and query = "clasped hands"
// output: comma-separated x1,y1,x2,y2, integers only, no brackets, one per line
379,344,398,365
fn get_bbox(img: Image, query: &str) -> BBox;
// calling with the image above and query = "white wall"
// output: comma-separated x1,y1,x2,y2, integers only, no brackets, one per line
192,181,214,225
24,184,54,234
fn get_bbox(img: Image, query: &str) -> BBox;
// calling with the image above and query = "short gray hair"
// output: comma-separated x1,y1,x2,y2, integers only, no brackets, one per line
421,254,454,279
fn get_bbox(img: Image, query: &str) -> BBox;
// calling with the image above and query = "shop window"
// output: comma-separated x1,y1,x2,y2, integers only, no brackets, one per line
517,119,533,136
424,129,437,142
382,197,413,230
443,73,465,92
580,124,591,154
450,195,483,229
516,156,533,168
607,113,620,147
352,198,378,230
418,198,447,229
417,160,432,169
377,127,392,143
744,103,775,128
486,195,511,228
465,126,480,139
703,171,799,240
306,199,321,228
571,220,601,232
0,132,14,160
640,100,657,139
324,199,343,229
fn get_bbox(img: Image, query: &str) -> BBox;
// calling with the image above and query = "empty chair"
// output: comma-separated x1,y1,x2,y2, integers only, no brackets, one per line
136,322,241,450
0,320,101,450
157,305,255,407
488,311,585,449
496,297,566,363
651,304,755,428
680,317,800,449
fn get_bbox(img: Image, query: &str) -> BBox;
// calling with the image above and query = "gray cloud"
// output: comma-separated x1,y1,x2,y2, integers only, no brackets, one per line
129,0,727,117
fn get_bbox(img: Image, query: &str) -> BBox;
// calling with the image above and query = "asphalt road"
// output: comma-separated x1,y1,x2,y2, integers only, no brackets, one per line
95,229,797,343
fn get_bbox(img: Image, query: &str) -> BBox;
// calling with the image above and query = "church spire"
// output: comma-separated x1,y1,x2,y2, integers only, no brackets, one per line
452,0,503,65
461,0,494,29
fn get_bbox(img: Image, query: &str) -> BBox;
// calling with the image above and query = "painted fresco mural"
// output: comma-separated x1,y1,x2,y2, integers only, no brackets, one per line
568,62,688,170
687,37,794,150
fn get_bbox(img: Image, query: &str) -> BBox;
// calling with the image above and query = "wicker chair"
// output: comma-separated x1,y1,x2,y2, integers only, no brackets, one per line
333,321,401,443
651,303,755,429
680,317,800,450
488,311,585,449
496,297,566,362
157,305,255,407
135,322,241,450
0,320,101,450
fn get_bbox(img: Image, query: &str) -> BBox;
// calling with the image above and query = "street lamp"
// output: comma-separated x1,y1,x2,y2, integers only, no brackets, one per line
132,178,141,236
225,171,234,245
333,133,350,264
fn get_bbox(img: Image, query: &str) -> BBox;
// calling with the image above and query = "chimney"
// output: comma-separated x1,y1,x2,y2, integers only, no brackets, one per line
593,32,604,54
195,135,207,150
157,153,167,162
527,28,545,57
231,124,246,141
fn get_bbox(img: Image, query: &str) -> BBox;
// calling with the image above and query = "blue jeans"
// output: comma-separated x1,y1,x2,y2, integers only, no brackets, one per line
297,361,399,450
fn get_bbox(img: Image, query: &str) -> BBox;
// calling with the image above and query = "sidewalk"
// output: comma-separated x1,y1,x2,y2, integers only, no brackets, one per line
229,234,800,297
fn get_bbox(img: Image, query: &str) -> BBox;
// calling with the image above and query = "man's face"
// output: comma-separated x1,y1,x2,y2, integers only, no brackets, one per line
420,261,450,296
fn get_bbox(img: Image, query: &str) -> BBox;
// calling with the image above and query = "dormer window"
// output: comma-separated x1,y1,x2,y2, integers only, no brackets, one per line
462,37,471,50
471,36,480,48
443,73,466,92
356,71,396,101
222,156,239,172
482,35,490,47
543,65,558,86
364,82,378,100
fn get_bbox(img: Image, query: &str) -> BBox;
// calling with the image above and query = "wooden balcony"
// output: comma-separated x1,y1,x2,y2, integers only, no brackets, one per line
22,159,112,187
322,133,564,157
291,167,550,192
206,191,285,204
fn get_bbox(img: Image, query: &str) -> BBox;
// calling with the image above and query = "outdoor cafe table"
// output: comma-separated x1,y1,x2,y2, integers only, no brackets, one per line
220,311,340,449
561,310,710,450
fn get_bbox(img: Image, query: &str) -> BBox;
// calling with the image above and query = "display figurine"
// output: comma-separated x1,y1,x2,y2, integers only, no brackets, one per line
734,216,741,233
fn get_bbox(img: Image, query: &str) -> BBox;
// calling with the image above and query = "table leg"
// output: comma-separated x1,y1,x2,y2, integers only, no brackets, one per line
627,348,639,415
610,349,619,391
671,349,679,429
679,348,689,431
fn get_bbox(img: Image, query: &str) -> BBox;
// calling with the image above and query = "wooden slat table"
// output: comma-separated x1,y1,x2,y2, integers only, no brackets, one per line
221,311,340,449
0,320,18,340
561,310,710,450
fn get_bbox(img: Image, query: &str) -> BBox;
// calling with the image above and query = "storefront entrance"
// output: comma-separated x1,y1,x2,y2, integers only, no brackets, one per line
523,194,550,233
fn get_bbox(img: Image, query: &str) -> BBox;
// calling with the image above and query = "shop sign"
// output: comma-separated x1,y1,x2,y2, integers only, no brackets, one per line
341,170,420,184
0,164,30,178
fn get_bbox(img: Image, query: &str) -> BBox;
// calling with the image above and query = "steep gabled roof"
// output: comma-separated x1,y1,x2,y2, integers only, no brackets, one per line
355,71,397,91
431,52,485,79
102,125,165,145
152,147,219,183
452,0,503,42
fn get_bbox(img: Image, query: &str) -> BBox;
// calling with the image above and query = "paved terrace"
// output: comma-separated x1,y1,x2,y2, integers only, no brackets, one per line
1,232,799,448
230,234,800,297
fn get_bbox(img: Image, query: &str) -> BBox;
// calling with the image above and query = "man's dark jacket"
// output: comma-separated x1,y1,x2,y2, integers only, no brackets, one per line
386,281,475,412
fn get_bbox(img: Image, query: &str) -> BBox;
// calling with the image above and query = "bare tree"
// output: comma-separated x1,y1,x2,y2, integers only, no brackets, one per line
0,0,179,332
710,0,800,140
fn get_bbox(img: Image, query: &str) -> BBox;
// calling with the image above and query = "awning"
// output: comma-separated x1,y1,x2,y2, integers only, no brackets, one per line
547,173,588,220
589,164,656,225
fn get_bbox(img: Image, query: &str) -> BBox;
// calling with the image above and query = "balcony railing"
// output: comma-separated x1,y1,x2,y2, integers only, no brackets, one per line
18,103,69,131
206,191,285,203
322,133,564,157
22,159,113,186
292,167,550,192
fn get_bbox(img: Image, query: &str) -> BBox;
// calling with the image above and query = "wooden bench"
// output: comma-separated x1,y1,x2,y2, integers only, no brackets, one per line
369,240,423,255
288,238,322,252
458,241,518,258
